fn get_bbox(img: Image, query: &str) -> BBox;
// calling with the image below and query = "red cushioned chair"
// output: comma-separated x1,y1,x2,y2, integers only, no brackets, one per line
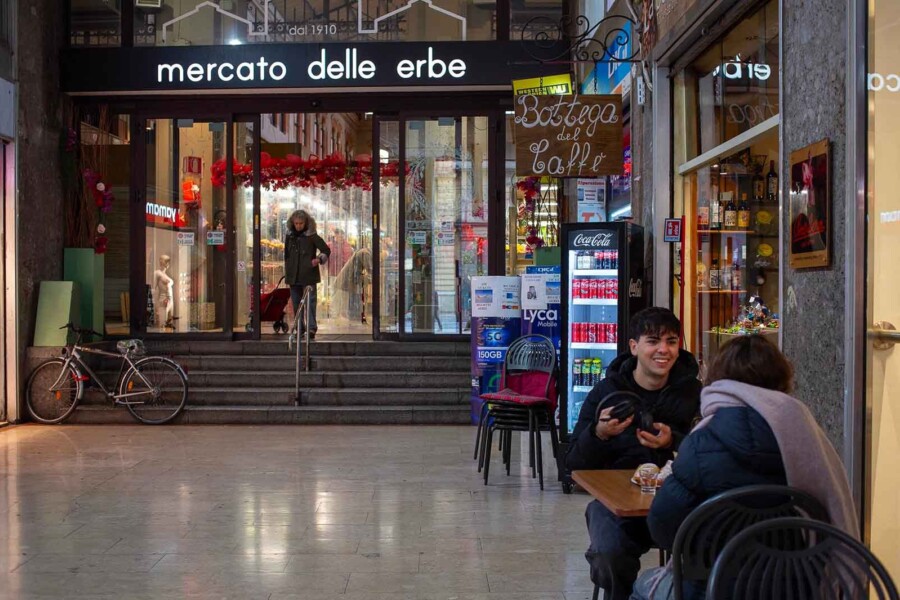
475,334,560,489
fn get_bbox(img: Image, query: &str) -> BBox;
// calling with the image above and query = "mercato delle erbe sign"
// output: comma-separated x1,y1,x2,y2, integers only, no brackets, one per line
157,47,467,84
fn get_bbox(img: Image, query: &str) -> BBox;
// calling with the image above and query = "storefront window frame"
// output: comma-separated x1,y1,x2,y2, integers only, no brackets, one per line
669,0,784,370
70,0,536,48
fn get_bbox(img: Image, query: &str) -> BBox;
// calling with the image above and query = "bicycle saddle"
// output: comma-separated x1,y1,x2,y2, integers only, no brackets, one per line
116,339,146,356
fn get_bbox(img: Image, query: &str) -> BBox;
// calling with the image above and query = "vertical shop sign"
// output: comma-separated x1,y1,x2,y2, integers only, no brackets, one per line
514,94,624,177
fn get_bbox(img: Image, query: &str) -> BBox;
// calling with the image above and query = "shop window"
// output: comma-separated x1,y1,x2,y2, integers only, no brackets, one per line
144,119,227,333
70,0,121,46
133,0,496,46
673,0,781,370
676,0,779,161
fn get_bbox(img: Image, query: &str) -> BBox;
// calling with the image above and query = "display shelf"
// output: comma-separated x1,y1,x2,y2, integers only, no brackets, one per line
698,289,747,294
572,385,594,393
571,342,618,350
573,298,618,306
704,328,779,337
697,229,757,235
573,269,618,277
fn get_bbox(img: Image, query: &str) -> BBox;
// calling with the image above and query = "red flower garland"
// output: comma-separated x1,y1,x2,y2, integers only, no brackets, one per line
211,152,405,191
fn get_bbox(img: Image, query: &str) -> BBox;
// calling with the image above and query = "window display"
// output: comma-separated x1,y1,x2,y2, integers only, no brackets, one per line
145,119,227,333
672,0,780,367
686,136,780,364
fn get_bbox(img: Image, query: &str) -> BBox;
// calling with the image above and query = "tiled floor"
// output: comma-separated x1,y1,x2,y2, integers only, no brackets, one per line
0,425,655,600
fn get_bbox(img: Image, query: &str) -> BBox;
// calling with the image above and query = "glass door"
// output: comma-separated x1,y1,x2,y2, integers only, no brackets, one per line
866,0,900,581
375,118,401,337
402,116,490,336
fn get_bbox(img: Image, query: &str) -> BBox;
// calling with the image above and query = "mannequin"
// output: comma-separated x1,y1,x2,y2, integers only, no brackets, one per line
154,255,175,330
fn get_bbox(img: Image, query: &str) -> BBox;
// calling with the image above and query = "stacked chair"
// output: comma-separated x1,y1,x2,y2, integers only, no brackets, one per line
474,334,559,490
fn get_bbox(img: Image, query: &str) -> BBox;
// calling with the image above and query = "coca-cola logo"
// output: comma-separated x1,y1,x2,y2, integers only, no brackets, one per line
629,278,643,298
573,233,615,248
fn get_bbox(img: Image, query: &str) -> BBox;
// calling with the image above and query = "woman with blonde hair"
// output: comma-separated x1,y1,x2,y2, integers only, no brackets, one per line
284,210,330,339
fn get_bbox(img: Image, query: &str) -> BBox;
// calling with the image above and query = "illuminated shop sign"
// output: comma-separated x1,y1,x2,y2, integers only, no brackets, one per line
61,41,564,93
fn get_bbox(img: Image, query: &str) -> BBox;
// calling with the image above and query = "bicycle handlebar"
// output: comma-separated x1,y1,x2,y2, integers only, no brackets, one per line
59,322,104,339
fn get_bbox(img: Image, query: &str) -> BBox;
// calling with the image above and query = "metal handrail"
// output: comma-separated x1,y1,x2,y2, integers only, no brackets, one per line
290,285,312,404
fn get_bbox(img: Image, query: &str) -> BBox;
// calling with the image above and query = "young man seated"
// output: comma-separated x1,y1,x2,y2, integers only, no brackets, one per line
565,307,702,600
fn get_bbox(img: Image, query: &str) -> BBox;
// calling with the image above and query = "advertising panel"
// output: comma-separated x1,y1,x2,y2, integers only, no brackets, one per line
470,277,521,423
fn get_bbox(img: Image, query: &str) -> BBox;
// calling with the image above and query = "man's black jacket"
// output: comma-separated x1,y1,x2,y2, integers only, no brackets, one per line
565,349,702,471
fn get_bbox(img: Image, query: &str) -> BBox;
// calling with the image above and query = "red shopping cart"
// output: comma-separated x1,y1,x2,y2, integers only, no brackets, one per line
252,276,292,334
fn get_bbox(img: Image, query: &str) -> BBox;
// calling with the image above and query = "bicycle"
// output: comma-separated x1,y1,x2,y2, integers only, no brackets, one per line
26,323,189,425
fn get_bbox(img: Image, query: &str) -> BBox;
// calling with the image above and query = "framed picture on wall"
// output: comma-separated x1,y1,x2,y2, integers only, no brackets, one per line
789,139,830,269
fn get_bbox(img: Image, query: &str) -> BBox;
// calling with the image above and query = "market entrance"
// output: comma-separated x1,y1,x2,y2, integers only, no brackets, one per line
136,109,501,340
248,113,374,336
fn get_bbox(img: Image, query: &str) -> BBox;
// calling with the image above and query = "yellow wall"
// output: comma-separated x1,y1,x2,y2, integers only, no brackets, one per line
868,0,900,580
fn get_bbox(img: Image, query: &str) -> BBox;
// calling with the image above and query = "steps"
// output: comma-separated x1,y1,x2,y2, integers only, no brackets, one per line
26,339,474,425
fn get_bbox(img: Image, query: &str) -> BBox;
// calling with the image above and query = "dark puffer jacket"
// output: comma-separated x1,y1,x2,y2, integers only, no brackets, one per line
284,219,330,287
565,350,702,472
647,406,787,551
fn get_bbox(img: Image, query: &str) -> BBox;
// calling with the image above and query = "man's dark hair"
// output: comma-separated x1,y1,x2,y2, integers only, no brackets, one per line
628,307,682,342
706,334,794,393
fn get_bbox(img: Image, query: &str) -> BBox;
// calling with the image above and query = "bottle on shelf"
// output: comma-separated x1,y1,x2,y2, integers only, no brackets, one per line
754,170,766,203
710,193,722,231
722,254,733,290
573,359,582,387
732,258,742,291
723,192,737,229
592,359,603,385
766,160,778,203
738,193,751,229
709,258,721,289
697,194,710,229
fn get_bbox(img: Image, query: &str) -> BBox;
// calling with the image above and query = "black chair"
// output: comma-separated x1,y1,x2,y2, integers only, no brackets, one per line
474,334,559,489
707,517,899,600
671,485,828,600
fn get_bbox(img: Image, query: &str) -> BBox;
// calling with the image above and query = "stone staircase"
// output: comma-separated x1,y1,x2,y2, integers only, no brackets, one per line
25,339,473,425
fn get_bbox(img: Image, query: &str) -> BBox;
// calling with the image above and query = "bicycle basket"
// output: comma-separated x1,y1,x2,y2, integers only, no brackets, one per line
116,339,146,356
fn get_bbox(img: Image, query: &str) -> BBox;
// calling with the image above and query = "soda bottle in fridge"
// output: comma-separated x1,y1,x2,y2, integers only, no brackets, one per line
573,359,582,387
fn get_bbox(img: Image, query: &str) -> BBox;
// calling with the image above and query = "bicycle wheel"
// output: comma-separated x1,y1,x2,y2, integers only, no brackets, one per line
120,356,188,425
26,359,83,424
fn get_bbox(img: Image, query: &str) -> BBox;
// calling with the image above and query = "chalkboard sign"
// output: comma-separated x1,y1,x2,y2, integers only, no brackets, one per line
514,94,624,177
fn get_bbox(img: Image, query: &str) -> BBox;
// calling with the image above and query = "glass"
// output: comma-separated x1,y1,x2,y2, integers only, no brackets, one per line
638,465,658,495
866,0,900,581
513,0,562,41
233,120,255,334
682,131,780,367
134,0,495,46
678,0,779,161
256,113,373,335
504,114,560,275
378,120,400,335
79,113,132,336
145,119,227,333
70,0,121,46
403,117,489,335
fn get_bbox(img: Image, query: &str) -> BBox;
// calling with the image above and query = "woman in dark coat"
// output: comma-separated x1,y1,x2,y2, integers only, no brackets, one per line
284,209,330,338
631,335,857,600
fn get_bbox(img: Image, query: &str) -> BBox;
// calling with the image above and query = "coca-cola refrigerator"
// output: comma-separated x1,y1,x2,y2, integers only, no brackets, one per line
558,222,646,491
